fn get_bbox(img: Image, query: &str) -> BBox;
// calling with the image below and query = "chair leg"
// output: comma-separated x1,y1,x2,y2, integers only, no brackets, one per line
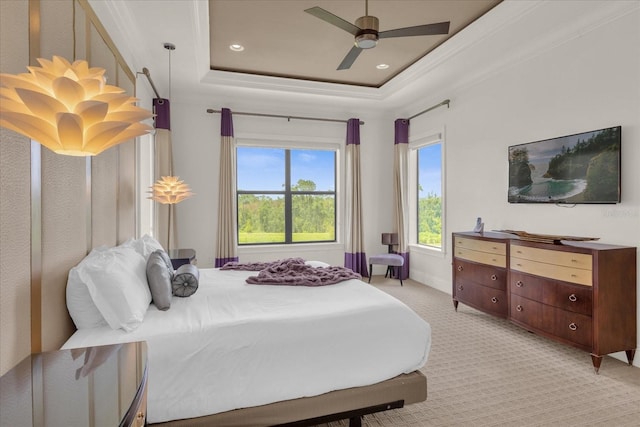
368,264,373,283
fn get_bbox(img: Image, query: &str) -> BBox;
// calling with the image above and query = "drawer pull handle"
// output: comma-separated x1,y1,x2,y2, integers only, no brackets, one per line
571,274,577,278
568,294,577,302
571,259,578,263
516,305,523,312
516,280,524,288
491,297,498,303
458,285,464,291
491,274,497,281
568,323,578,331
457,265,463,271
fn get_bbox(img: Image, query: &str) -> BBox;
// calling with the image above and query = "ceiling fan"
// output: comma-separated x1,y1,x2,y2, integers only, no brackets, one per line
305,0,450,70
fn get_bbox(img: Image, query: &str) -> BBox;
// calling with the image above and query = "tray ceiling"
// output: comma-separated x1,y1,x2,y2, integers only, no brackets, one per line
209,0,502,88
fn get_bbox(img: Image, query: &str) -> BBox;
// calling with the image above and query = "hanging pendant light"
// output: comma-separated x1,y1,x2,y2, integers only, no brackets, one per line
0,56,153,156
148,176,194,205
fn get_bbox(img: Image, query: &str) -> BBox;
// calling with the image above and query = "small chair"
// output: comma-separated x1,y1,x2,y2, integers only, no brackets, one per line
368,233,404,286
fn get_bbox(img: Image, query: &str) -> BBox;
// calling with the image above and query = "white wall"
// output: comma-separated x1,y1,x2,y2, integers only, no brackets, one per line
408,2,640,366
171,99,392,267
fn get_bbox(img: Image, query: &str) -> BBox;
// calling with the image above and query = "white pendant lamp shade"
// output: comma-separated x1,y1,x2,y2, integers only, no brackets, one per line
0,56,153,156
148,176,194,205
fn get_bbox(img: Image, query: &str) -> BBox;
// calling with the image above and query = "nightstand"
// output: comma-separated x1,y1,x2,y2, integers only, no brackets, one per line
1,341,148,427
168,248,196,269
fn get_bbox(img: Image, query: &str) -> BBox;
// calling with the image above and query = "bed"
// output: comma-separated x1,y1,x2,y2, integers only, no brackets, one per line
62,241,431,426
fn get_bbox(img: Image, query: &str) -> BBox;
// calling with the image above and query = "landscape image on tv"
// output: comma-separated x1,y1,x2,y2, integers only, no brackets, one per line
508,126,621,204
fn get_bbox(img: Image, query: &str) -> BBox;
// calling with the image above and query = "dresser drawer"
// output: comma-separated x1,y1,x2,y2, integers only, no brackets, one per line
454,236,507,255
454,259,506,290
544,281,592,316
543,305,593,348
510,294,544,330
455,247,506,268
510,257,592,286
454,281,508,317
510,272,592,316
511,245,592,270
510,272,544,301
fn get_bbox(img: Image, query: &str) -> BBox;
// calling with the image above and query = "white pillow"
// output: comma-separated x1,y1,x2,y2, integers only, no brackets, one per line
305,260,331,268
69,245,151,332
67,250,109,329
122,234,164,261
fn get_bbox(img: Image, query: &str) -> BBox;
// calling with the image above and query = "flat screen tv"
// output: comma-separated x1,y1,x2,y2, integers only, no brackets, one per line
508,126,621,204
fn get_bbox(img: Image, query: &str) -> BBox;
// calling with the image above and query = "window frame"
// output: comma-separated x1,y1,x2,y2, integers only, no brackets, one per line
235,134,342,247
408,129,446,255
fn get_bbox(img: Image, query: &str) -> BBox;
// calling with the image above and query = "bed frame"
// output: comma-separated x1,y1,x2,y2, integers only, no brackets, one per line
152,370,427,427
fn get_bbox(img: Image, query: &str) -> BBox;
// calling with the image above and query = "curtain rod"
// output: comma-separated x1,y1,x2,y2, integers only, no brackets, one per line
137,67,161,99
409,99,450,120
206,108,364,125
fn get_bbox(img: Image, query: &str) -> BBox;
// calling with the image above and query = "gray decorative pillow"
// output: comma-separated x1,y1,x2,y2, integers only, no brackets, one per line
146,250,174,310
172,264,199,297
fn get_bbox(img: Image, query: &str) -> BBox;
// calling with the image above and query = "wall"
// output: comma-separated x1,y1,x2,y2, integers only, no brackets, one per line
408,3,639,366
171,99,393,267
0,0,140,376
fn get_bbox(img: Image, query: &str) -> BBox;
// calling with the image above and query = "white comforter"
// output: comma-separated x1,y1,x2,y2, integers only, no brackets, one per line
62,268,431,423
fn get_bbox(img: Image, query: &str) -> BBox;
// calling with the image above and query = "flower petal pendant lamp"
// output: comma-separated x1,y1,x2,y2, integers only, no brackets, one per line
148,176,194,205
0,56,153,156
148,176,194,249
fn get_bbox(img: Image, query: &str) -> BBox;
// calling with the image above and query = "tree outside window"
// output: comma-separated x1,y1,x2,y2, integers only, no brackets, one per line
237,147,336,245
417,143,443,248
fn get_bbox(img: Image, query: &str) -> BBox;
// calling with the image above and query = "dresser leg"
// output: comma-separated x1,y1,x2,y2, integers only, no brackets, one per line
453,299,459,311
625,349,636,366
590,354,603,374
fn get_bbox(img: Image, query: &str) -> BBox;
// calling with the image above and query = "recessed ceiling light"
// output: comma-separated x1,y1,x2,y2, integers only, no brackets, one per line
376,63,389,70
229,44,244,52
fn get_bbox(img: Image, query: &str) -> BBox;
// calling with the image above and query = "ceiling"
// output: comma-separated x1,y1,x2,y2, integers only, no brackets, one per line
209,0,502,88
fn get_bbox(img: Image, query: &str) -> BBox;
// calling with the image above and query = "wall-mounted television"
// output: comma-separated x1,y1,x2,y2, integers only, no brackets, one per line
508,126,621,204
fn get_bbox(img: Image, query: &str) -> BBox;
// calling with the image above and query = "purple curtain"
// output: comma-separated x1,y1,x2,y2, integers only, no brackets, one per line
393,119,410,280
344,118,368,276
214,108,239,267
153,98,171,130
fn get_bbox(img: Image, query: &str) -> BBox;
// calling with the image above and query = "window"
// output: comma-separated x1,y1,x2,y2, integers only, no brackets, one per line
416,142,443,249
237,146,336,245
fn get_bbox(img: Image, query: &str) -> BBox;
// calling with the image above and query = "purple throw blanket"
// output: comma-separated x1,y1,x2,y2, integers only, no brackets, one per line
221,258,362,286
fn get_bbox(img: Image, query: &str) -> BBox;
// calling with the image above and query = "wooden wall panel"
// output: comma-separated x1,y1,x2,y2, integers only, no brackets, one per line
91,149,118,248
0,0,140,370
0,0,33,377
37,0,88,353
117,75,137,243
40,151,87,352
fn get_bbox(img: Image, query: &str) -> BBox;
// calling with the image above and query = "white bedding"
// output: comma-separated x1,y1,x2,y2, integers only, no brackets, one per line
62,267,431,424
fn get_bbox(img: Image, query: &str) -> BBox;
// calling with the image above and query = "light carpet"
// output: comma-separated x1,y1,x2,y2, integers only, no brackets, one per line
318,277,640,427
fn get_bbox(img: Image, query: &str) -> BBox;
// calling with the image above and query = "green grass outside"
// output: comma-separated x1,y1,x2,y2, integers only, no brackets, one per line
239,232,334,244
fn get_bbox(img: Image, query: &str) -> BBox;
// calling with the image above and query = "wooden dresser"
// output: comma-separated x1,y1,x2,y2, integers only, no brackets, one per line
452,232,510,318
452,231,637,372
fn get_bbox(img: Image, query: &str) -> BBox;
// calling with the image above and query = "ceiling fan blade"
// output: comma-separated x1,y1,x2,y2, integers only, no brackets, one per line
337,46,363,70
305,6,361,36
379,21,450,39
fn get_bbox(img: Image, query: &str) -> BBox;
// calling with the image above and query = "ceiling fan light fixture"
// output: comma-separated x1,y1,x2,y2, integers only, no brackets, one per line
354,15,379,49
355,32,378,49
